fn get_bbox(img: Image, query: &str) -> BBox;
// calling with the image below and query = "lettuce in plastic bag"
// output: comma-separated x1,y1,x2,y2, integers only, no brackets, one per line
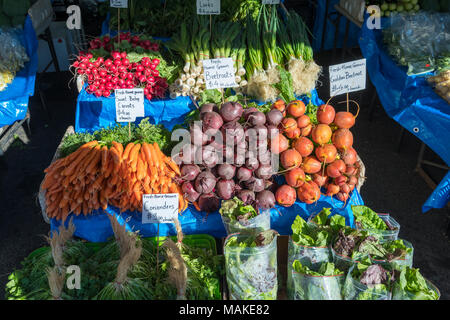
352,206,388,231
291,215,331,247
393,267,439,300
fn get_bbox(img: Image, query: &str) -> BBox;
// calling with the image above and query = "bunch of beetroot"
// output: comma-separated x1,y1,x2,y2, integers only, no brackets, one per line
175,102,277,213
271,99,361,207
72,51,168,100
88,32,159,52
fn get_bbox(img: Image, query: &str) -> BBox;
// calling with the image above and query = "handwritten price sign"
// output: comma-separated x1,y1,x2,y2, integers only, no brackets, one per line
142,194,179,224
197,0,220,15
329,59,366,96
115,89,144,122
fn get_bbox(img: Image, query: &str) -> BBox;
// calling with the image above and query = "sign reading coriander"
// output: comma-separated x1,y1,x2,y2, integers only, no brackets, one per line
115,88,144,122
142,194,179,224
203,58,237,89
110,0,128,8
329,59,366,96
197,0,220,15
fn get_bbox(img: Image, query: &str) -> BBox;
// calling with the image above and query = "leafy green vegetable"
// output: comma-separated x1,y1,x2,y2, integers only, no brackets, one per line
352,205,388,231
271,66,295,103
393,267,439,300
293,261,343,276
220,197,258,222
291,215,331,247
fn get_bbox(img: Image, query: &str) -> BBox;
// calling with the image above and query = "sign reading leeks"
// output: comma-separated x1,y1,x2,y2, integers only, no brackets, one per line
329,59,366,96
203,58,237,89
115,89,144,122
142,194,179,224
110,0,128,8
197,0,220,15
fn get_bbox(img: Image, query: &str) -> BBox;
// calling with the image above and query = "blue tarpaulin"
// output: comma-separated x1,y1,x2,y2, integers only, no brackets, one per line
62,90,365,241
0,15,38,128
312,0,360,51
359,16,450,212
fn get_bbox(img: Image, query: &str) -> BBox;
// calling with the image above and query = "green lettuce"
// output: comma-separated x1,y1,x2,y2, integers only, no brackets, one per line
352,206,388,231
394,267,439,300
291,215,331,247
293,261,342,276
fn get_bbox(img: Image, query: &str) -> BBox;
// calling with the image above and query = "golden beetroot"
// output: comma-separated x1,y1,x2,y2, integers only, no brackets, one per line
312,124,332,145
317,104,336,125
293,137,314,157
297,181,321,204
296,115,311,128
302,156,322,174
285,167,306,188
270,133,289,154
287,100,306,118
275,185,297,207
281,149,302,169
332,128,353,151
315,144,337,164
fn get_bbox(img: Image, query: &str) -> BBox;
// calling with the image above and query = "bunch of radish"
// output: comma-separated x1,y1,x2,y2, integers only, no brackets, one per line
174,102,278,213
71,51,168,100
88,32,160,53
271,98,361,207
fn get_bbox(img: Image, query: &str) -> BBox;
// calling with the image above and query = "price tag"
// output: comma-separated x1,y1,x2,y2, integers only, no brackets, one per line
262,0,280,4
110,0,128,8
115,88,144,122
142,194,179,224
329,59,366,96
203,58,237,90
197,0,220,15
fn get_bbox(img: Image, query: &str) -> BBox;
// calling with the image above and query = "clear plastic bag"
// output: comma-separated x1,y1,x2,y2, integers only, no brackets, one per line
331,246,361,274
224,232,278,300
343,266,392,300
392,278,440,300
221,209,271,235
291,272,344,300
286,237,331,299
372,239,414,271
356,213,400,243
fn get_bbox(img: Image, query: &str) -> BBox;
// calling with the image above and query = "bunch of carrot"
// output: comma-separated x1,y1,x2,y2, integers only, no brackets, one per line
42,140,187,221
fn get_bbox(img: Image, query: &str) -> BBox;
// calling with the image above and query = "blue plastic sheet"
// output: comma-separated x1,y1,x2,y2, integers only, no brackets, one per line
312,0,360,51
359,16,450,212
0,15,38,128
75,86,195,133
64,89,365,241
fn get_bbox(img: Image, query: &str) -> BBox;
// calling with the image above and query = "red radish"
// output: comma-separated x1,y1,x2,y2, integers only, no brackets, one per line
285,168,306,188
301,124,313,137
317,104,336,124
315,144,337,164
275,185,297,207
312,124,332,145
335,175,348,186
332,129,354,151
334,111,355,129
287,100,306,118
326,184,340,197
312,172,328,187
342,147,358,165
281,149,302,169
297,181,321,204
285,127,301,139
302,156,322,174
297,115,311,128
281,118,297,134
293,137,314,157
326,159,346,178
270,133,289,154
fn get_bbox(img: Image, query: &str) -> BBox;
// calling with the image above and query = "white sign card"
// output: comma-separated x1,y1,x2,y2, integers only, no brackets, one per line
262,0,280,4
203,58,238,90
110,0,128,8
142,193,179,224
115,88,145,122
329,59,366,96
197,0,220,15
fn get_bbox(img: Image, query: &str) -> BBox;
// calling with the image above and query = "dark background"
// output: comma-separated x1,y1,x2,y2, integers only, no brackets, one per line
0,0,448,300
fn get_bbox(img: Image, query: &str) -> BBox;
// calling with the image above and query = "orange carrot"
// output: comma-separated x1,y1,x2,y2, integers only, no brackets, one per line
122,142,135,160
111,141,124,158
86,145,102,174
101,145,109,173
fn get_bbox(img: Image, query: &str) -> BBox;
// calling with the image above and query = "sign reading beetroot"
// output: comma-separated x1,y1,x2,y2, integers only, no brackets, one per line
203,58,237,90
